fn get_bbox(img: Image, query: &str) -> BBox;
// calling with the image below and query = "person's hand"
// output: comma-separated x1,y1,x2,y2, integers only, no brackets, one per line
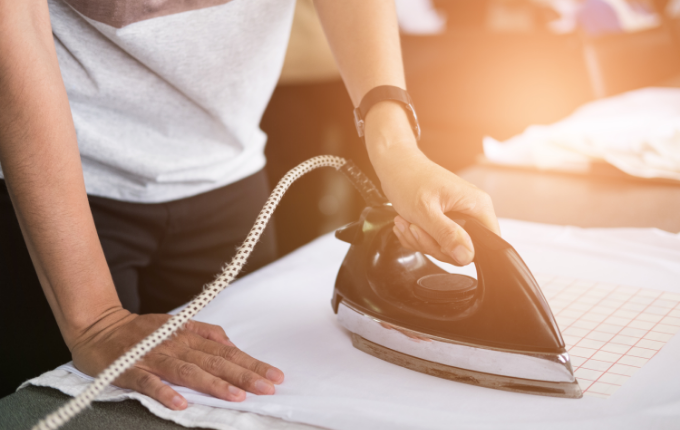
365,102,500,266
379,148,499,266
69,309,284,410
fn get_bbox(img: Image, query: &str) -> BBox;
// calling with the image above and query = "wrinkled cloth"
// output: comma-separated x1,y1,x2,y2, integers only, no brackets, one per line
24,219,680,430
484,88,680,181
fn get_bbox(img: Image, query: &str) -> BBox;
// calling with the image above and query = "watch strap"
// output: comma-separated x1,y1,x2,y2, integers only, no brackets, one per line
353,85,421,141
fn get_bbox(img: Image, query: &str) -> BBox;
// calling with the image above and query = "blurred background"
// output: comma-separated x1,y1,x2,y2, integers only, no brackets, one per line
262,0,680,257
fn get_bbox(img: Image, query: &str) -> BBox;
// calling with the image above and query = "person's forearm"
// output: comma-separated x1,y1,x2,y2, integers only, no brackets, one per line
313,0,404,106
315,0,499,266
0,1,123,348
314,0,420,162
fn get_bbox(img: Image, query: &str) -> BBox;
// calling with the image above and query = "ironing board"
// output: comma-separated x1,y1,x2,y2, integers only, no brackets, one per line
7,217,680,430
2,166,679,430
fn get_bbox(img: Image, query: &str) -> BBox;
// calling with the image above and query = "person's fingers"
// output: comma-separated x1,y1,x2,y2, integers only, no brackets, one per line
178,348,276,395
397,213,474,265
188,335,284,385
394,215,409,226
393,226,414,250
406,223,456,264
140,354,248,401
394,215,421,251
115,367,188,410
393,217,419,250
416,209,475,266
186,320,235,347
394,216,464,264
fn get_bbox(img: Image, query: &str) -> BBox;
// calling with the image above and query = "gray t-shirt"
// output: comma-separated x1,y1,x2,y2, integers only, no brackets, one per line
0,0,296,203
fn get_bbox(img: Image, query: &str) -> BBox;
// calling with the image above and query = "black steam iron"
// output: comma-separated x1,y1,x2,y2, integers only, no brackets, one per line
333,163,582,398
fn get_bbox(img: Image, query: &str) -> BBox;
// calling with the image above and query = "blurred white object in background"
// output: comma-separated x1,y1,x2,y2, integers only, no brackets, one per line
542,0,581,33
667,0,680,17
602,0,659,32
540,0,660,34
483,87,680,181
395,0,446,35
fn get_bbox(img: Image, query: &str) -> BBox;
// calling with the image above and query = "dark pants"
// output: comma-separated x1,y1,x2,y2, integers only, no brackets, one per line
0,171,276,397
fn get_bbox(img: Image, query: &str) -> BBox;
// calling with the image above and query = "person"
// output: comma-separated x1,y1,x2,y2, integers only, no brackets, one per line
0,0,499,408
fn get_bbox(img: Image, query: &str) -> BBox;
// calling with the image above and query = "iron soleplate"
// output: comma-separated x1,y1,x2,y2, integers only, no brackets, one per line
352,334,582,398
338,302,582,399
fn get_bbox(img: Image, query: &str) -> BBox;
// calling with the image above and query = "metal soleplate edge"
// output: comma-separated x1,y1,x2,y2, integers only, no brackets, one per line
352,334,583,399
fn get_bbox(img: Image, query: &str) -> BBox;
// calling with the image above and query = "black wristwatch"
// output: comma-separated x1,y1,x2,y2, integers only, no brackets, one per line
353,85,421,141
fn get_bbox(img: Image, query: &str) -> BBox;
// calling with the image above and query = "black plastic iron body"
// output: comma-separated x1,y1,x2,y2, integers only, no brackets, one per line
332,205,567,355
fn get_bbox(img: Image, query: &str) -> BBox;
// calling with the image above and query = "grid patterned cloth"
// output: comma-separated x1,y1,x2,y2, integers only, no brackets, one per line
537,275,680,398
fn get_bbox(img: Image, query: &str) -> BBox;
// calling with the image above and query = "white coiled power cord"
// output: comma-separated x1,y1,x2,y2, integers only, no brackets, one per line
33,155,348,430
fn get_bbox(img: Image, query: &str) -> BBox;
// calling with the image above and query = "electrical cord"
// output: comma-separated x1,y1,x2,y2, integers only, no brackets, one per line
31,154,394,429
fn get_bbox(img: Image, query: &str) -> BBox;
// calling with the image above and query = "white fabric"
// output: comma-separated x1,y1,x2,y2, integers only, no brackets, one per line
25,219,680,430
483,88,680,181
394,0,446,35
542,0,659,34
600,0,660,32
